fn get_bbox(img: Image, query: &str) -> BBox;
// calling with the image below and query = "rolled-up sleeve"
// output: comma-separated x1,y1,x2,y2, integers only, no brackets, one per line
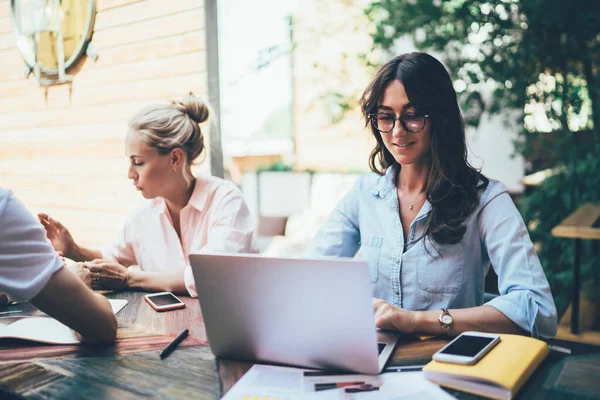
0,190,64,302
184,188,256,297
306,181,361,258
480,191,557,338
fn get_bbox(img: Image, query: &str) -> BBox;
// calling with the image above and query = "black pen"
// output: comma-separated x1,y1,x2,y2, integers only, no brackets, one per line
159,329,189,359
345,386,381,393
314,381,366,391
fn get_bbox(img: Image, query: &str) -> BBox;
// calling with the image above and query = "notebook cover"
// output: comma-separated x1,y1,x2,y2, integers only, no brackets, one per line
423,334,549,399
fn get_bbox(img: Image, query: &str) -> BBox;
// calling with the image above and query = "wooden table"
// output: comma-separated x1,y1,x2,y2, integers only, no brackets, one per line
551,203,600,334
1,291,599,399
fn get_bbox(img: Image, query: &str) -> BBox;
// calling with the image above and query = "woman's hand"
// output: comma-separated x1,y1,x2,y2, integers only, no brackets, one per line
372,298,418,334
84,259,129,290
66,262,92,288
38,213,76,258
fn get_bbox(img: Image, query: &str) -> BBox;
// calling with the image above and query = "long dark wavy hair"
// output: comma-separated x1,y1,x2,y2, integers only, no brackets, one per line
360,52,489,245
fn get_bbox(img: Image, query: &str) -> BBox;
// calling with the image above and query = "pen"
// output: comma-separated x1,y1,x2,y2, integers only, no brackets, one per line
383,365,425,373
159,328,189,359
548,345,572,355
0,310,22,315
345,386,381,393
314,381,366,391
303,371,354,377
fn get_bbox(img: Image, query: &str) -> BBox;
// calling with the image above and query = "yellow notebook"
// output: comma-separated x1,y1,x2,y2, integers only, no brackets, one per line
423,334,549,400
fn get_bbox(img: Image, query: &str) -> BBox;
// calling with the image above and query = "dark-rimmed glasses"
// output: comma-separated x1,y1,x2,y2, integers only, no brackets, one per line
368,112,430,133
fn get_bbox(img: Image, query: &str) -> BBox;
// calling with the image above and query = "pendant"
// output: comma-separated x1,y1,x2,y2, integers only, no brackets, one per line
410,205,414,210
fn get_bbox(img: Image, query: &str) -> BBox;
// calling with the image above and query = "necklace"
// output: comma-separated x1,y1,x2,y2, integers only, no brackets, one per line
409,196,426,210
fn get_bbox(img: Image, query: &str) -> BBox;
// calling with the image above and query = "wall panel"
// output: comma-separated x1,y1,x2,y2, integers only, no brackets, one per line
0,0,209,248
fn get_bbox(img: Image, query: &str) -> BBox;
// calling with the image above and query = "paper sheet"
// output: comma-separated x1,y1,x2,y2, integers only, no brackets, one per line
0,299,128,344
223,365,344,400
223,365,456,400
347,372,456,399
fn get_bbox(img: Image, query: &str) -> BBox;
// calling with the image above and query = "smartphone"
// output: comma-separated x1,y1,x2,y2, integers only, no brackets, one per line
144,292,186,312
432,331,500,365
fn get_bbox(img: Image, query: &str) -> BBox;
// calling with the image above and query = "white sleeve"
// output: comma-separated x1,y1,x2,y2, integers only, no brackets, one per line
0,190,64,302
183,188,257,297
100,218,137,266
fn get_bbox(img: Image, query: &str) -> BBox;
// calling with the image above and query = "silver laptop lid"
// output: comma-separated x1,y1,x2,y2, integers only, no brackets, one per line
190,253,382,374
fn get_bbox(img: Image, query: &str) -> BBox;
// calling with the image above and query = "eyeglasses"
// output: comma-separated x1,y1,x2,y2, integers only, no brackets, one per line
368,112,430,133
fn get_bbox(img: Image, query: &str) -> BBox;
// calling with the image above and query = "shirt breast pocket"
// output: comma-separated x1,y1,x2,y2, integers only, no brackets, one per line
363,236,383,283
417,241,465,293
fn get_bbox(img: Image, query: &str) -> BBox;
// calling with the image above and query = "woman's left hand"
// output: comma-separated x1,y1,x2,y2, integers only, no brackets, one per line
372,298,418,334
84,259,129,290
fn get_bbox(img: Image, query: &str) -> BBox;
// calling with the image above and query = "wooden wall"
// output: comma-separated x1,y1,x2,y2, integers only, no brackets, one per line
0,0,209,248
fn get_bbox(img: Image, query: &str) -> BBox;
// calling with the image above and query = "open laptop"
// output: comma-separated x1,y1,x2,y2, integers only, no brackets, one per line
190,253,401,374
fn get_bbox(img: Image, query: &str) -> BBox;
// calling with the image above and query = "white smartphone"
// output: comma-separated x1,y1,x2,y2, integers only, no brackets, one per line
432,331,501,365
144,292,186,312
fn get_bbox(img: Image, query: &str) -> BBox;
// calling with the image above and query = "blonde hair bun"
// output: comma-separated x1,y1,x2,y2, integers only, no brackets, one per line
129,92,209,163
172,92,209,124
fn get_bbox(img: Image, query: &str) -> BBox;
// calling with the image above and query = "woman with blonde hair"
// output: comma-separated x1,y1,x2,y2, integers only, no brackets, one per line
39,93,256,297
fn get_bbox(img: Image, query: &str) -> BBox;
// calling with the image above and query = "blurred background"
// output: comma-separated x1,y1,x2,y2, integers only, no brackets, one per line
0,0,598,341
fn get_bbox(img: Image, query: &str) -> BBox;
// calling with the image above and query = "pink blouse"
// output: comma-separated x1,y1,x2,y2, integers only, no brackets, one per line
101,176,256,297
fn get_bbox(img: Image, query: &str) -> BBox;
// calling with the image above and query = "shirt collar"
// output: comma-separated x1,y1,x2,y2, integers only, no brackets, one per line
370,166,432,220
152,177,208,214
371,166,397,199
186,178,208,212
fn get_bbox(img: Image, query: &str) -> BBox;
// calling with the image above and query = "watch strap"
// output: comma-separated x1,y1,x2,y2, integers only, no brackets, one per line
440,308,452,336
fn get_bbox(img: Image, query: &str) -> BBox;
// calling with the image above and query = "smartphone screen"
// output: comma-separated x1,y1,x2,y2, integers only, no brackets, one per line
147,293,183,307
439,335,496,357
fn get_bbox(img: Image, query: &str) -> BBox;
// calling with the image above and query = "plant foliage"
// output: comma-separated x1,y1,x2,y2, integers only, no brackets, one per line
364,0,600,312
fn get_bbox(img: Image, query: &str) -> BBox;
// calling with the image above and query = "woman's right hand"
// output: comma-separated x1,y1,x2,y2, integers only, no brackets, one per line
67,263,92,289
38,213,76,258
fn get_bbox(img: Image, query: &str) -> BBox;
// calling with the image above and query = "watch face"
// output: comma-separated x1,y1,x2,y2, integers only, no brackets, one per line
441,315,453,324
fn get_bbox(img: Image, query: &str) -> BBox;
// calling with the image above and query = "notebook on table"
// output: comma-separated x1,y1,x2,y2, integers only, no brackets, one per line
423,334,549,400
0,299,127,344
190,253,400,375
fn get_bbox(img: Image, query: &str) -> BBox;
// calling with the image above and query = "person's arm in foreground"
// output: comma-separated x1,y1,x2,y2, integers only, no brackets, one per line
1,194,116,344
30,266,117,344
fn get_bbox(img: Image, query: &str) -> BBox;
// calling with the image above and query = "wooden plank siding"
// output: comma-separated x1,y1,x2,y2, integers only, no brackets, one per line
0,0,210,248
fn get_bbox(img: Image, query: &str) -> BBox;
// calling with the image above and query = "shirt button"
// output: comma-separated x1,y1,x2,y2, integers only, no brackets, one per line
395,291,400,295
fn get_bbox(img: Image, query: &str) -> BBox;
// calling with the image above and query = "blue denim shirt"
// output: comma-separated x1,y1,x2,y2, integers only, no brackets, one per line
307,167,557,338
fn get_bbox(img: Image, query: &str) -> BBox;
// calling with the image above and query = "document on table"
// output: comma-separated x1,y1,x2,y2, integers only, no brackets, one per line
0,299,127,344
223,364,456,400
222,364,343,400
350,372,456,399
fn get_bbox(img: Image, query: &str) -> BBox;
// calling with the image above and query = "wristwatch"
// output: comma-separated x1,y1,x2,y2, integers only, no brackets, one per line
438,308,453,336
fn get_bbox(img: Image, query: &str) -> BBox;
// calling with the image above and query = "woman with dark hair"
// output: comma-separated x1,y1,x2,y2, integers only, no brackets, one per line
307,52,557,338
